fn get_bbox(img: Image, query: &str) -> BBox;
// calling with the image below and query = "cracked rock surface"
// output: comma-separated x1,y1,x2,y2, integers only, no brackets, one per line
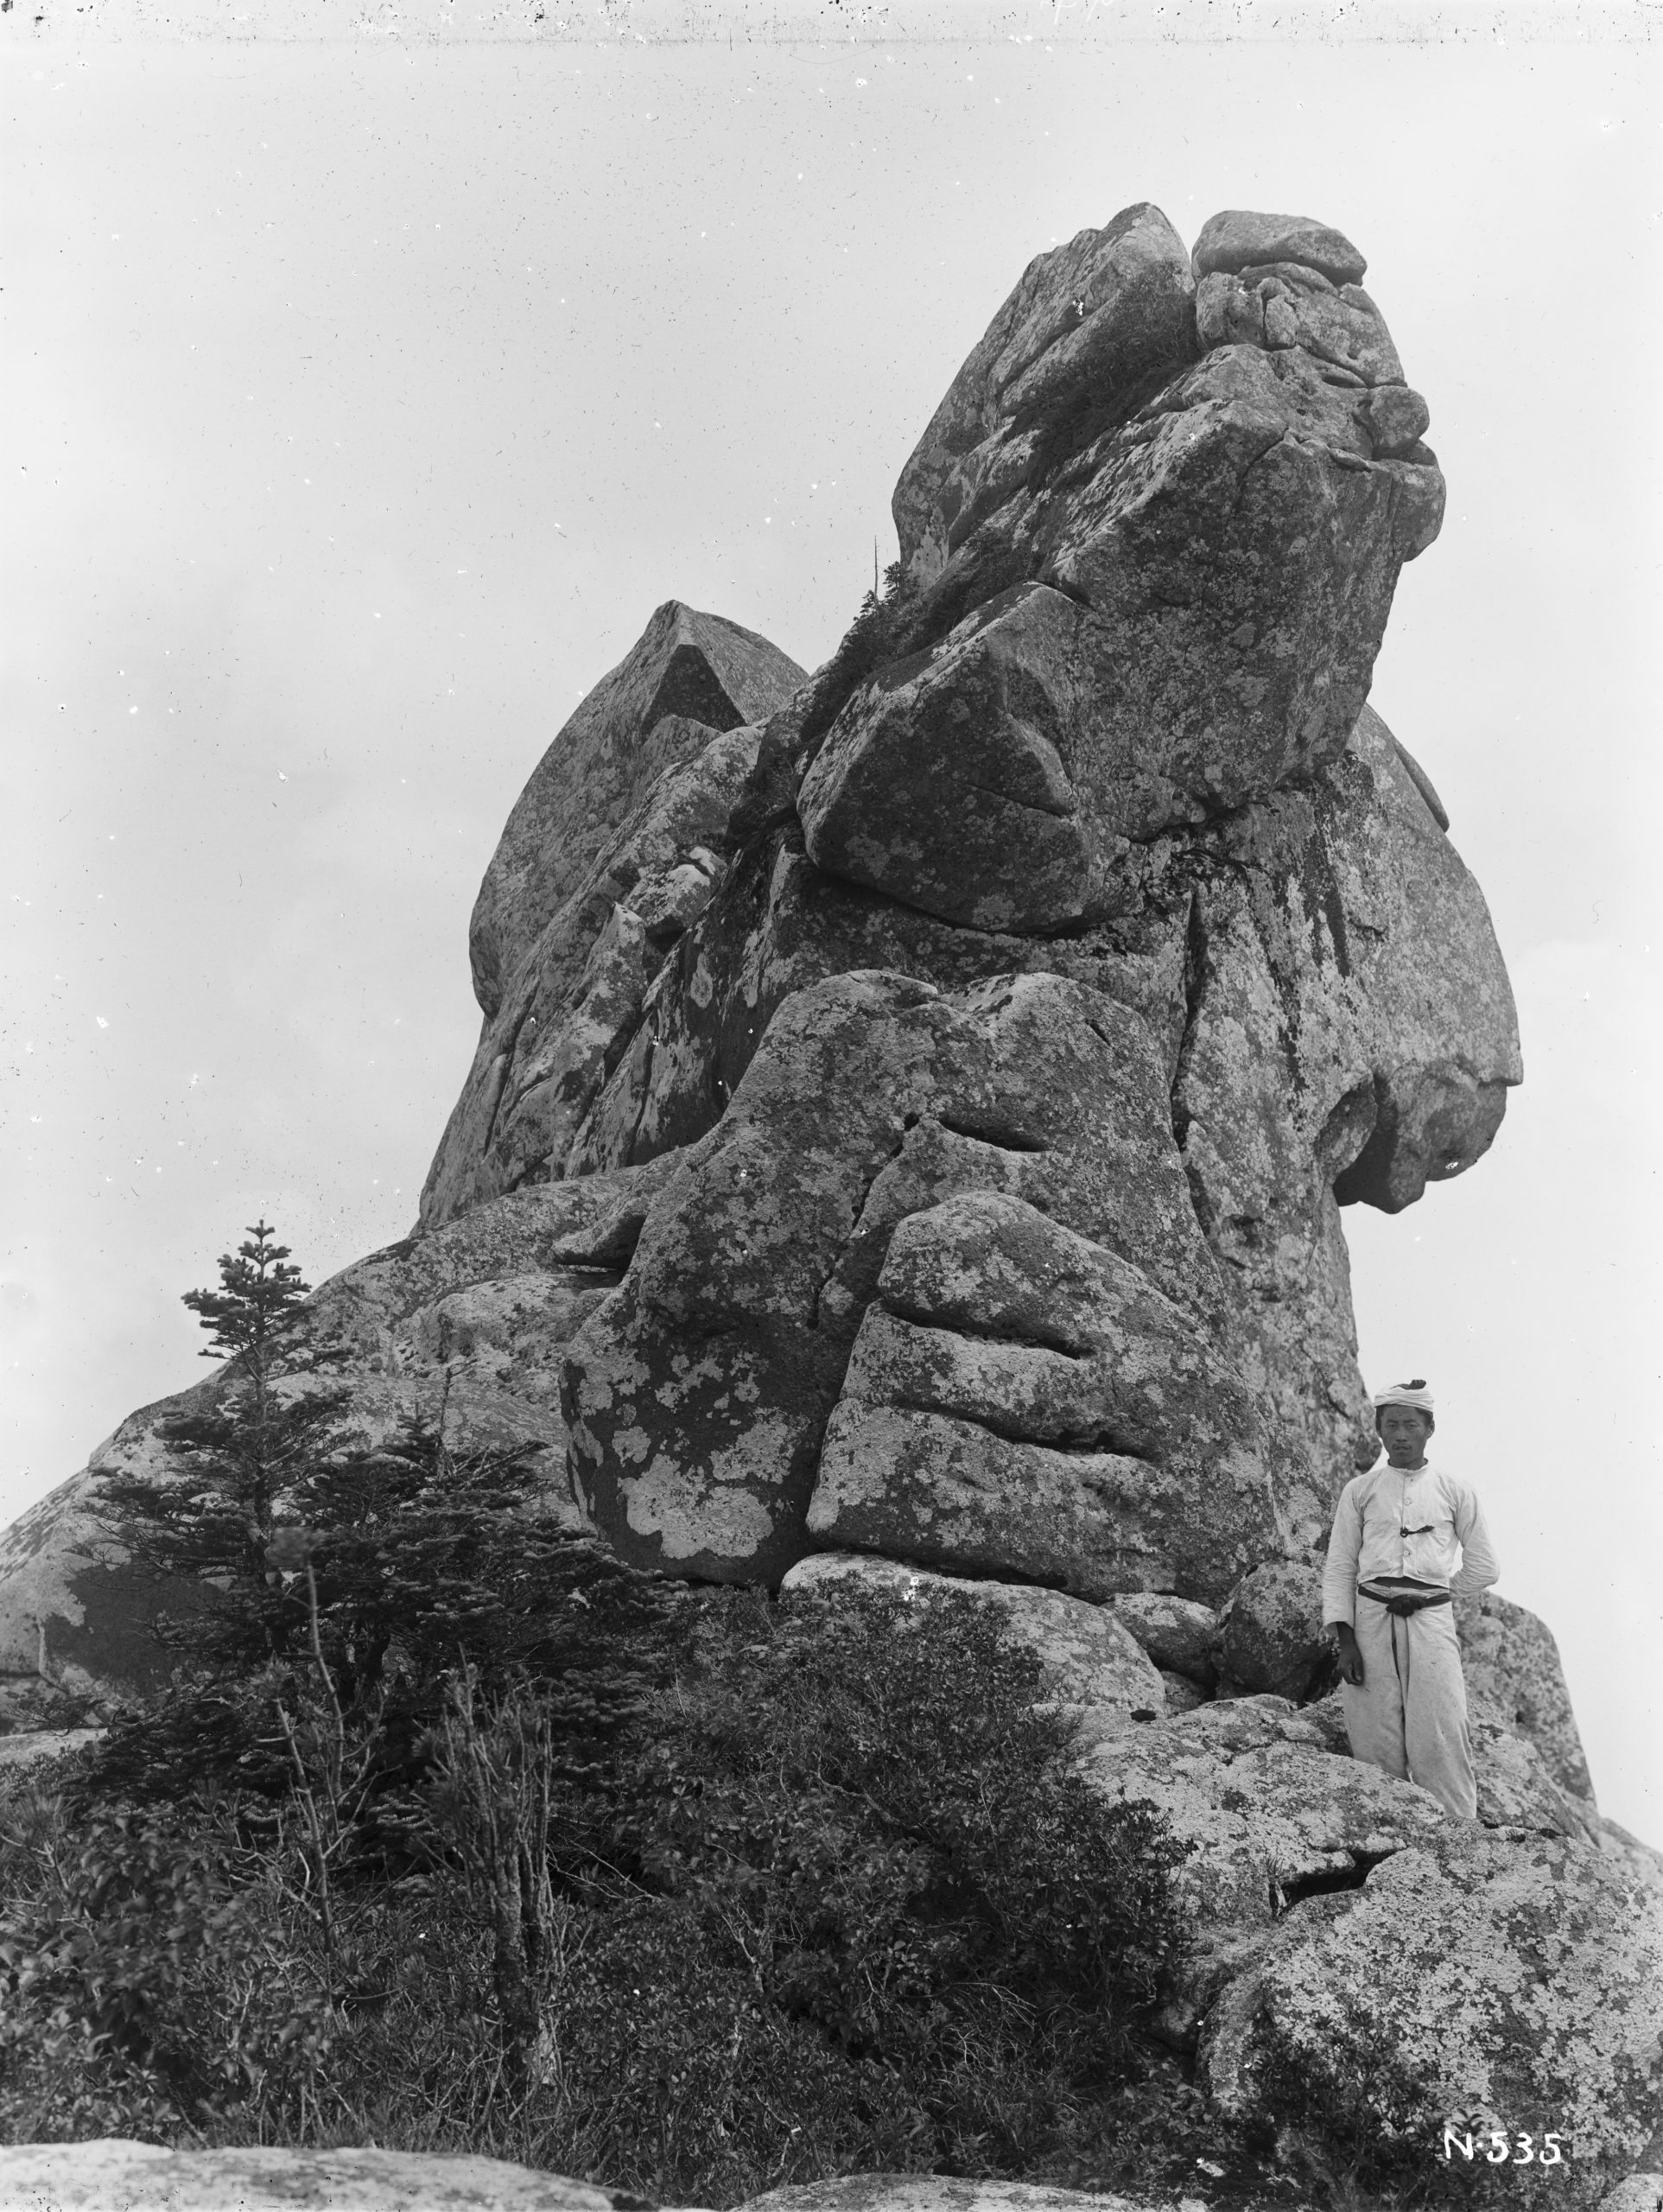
1201,1827,1663,2208
560,966,1260,1588
5,201,1657,2204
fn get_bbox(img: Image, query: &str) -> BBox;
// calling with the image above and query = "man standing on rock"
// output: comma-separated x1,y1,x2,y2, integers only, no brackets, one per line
1322,1382,1500,1819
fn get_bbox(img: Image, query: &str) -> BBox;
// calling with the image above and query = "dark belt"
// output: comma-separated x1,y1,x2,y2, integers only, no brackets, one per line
1359,1585,1453,1618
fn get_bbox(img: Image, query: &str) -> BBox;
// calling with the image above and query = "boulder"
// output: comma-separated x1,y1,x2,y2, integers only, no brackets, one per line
823,336,1443,940
780,1552,1166,1725
809,1192,1274,1603
1470,1717,1602,1844
892,202,1199,593
1158,1669,1209,1715
467,600,803,1020
0,2142,632,2209
1190,209,1368,286
742,2183,1176,2212
1297,1692,1601,1846
1076,1694,1453,1942
1070,1694,1539,2056
863,205,1443,939
1600,2180,1663,2212
809,1403,1209,1605
1214,1560,1330,1701
1108,1592,1221,1684
0,1726,102,1770
1457,1588,1596,1803
799,583,1107,932
1200,1827,1663,2208
1601,1818,1663,1892
1194,264,1404,386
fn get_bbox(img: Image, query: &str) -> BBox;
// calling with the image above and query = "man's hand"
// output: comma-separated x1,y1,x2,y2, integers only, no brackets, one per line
1333,1624,1364,1687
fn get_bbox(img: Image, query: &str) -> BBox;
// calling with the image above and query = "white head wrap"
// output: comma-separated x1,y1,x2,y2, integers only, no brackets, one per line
1373,1379,1435,1415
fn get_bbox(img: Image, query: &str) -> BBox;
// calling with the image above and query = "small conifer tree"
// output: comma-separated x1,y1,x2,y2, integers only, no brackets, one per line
99,1220,341,1670
91,1225,688,1807
181,1220,310,1408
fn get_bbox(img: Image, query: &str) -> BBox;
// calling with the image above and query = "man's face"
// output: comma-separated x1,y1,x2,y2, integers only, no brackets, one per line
1378,1405,1434,1467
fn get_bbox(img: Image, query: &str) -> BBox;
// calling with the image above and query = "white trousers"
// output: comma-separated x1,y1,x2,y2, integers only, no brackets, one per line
1342,1594,1476,1820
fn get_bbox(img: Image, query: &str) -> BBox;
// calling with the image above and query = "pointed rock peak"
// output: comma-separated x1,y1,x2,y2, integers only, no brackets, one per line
467,601,804,1018
1191,209,1367,287
628,600,793,743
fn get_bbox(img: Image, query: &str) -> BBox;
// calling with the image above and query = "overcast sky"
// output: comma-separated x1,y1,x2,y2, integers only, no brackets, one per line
3,17,1659,1836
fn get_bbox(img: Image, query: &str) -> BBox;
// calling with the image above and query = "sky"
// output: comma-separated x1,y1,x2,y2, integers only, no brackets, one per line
3,16,1660,1836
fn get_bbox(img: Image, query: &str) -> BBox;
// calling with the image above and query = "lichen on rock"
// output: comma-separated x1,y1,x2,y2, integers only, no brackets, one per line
3,200,1655,2209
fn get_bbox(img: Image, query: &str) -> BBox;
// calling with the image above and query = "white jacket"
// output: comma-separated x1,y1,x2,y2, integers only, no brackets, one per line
1321,1460,1500,1628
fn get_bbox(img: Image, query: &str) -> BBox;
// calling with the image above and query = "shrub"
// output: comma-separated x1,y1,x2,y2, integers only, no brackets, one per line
366,1581,1190,2202
9,1577,1195,2199
788,558,930,779
0,1789,335,2143
50,1217,1201,2192
89,1413,689,1814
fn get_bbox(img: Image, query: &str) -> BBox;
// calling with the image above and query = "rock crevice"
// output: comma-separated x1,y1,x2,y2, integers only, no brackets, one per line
6,200,1655,2209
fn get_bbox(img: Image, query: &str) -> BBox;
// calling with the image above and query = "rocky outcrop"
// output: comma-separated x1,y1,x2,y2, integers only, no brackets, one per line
422,606,804,1229
563,967,1278,1592
746,2186,1210,2212
0,206,1515,1617
1202,1827,1663,2206
835,201,1440,941
775,1548,1652,2194
0,2155,1274,2212
544,203,1513,1541
467,601,804,1023
4,201,1655,2206
1457,1586,1597,1802
0,2142,637,2209
782,1552,1167,1729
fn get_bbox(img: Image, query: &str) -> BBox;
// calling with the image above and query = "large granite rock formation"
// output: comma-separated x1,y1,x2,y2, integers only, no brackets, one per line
553,197,1512,1572
3,204,1656,2202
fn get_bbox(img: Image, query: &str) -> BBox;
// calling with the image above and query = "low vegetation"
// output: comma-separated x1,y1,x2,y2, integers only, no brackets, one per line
1,1224,1490,2209
0,1226,1215,2205
0,1575,1197,2202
